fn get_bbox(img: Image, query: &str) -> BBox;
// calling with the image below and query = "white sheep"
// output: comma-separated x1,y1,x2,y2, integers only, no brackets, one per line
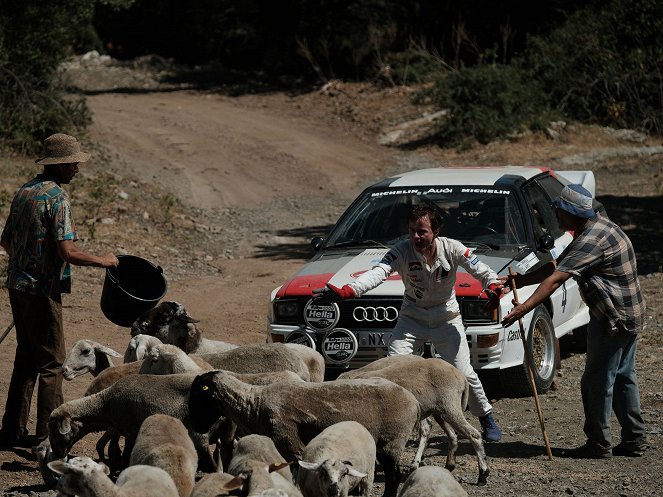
62,339,122,380
188,371,420,497
48,372,218,474
190,473,245,497
130,301,238,354
139,344,215,374
338,355,489,485
396,466,468,497
130,414,198,497
297,420,375,497
228,434,293,484
48,455,179,497
124,334,164,362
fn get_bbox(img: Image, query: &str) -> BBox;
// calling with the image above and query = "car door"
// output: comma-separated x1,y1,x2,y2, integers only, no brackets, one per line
521,177,582,329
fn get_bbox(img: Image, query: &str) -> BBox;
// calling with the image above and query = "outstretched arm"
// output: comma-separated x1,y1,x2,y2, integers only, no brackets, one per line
501,270,571,327
57,240,119,268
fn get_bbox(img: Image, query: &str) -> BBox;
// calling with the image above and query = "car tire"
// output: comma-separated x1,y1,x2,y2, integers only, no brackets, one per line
499,305,557,397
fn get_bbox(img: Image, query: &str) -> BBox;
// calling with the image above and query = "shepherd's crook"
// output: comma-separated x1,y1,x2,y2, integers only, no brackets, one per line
508,266,554,461
0,319,14,345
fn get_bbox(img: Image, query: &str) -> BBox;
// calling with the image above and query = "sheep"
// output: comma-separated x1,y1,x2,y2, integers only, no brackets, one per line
197,343,311,381
139,344,215,374
129,414,198,497
130,300,324,381
228,434,293,485
191,473,245,497
124,334,164,362
188,370,421,497
62,339,122,380
48,455,179,497
338,355,489,485
396,466,468,497
48,372,217,473
297,420,375,497
131,301,238,354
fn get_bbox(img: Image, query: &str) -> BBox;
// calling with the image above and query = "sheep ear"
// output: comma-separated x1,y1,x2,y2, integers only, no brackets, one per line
59,415,72,435
268,461,292,472
223,474,245,492
94,343,122,358
47,460,71,475
298,460,321,471
346,466,368,478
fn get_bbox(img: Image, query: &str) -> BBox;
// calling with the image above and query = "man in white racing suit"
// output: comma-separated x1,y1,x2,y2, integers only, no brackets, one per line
314,204,503,442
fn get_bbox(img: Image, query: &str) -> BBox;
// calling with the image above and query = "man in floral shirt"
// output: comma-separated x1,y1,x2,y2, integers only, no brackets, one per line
0,134,118,449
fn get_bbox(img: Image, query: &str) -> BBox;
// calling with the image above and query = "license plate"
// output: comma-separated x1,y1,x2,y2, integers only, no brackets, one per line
354,330,391,348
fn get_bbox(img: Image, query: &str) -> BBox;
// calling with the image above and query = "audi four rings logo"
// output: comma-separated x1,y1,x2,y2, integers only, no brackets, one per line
352,306,398,322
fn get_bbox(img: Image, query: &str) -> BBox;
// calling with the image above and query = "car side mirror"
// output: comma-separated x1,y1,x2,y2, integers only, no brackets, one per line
310,237,324,251
538,234,555,250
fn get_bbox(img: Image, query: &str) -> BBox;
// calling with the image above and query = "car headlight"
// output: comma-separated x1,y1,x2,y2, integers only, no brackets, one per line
275,300,299,319
460,299,498,324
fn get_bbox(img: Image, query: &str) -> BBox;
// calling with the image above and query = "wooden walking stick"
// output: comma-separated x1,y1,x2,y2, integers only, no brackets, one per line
0,319,14,345
508,266,554,461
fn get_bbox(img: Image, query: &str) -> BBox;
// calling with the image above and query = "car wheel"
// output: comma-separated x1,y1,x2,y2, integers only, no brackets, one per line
500,305,557,397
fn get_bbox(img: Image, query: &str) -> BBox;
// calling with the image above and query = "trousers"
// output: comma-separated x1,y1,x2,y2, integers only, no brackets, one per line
2,289,65,440
388,313,492,417
581,317,647,449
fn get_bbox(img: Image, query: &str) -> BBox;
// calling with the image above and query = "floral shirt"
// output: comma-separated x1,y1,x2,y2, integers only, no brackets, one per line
1,175,76,297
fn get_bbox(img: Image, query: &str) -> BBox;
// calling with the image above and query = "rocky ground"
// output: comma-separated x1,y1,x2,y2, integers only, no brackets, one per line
0,53,662,496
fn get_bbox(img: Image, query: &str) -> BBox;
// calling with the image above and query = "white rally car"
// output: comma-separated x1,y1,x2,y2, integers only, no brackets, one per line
268,166,602,396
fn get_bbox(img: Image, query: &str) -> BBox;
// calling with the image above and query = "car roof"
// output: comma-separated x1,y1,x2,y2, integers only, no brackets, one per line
380,166,550,187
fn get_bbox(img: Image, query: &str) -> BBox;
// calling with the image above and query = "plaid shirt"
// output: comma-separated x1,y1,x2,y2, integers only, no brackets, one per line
1,174,76,297
556,214,645,334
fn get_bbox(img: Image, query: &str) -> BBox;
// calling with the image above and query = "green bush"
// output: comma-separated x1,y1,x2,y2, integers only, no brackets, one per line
427,64,551,147
523,0,663,134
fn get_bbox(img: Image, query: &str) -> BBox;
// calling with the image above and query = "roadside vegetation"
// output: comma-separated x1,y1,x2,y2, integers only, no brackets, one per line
1,0,661,153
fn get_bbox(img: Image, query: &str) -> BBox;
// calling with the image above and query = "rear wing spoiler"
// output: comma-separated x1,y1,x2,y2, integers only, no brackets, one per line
555,170,596,196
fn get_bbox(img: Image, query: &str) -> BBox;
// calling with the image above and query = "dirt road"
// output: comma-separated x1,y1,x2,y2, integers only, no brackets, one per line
1,63,662,496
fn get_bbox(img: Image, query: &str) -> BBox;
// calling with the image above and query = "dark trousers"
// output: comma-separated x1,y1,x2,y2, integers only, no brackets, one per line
2,289,65,440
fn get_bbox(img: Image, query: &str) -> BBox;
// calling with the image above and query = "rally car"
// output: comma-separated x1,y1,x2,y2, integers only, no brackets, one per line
267,166,602,396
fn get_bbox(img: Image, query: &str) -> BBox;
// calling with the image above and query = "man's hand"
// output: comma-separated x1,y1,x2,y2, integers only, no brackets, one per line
484,283,503,313
101,253,120,269
311,283,355,302
501,303,528,328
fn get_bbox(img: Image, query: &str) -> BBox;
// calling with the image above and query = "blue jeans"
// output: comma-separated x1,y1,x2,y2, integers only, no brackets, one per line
581,317,646,449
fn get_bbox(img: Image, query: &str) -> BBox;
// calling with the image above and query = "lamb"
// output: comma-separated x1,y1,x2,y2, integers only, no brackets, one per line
48,373,217,473
396,466,468,497
61,339,122,380
129,414,198,497
48,455,179,497
228,434,300,497
188,370,421,497
124,334,164,362
338,354,489,485
191,473,245,497
130,300,324,381
131,301,238,354
297,420,375,497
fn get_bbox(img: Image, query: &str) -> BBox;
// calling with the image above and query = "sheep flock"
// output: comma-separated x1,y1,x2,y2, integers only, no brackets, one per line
34,300,490,497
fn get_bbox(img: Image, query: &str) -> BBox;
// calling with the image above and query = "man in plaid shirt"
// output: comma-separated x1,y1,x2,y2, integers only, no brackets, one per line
501,184,647,459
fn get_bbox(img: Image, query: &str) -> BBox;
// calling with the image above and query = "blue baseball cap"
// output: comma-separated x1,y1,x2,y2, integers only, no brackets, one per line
552,184,596,218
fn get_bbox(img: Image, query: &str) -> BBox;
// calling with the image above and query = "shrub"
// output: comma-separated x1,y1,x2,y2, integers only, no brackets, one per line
427,64,551,146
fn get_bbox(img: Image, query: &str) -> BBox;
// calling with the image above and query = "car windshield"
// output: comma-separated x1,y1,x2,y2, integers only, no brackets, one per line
326,186,528,248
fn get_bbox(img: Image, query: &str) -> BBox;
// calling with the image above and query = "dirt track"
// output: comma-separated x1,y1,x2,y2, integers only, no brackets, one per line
1,59,662,496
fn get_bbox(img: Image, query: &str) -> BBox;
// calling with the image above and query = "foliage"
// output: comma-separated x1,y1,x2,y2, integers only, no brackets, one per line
426,64,551,147
0,0,131,153
522,0,663,134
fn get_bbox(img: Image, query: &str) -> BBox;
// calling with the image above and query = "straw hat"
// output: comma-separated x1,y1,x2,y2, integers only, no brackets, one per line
35,133,91,165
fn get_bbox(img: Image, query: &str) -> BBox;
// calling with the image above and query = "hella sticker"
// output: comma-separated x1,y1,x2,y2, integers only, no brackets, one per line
284,330,316,348
321,328,358,364
304,300,340,332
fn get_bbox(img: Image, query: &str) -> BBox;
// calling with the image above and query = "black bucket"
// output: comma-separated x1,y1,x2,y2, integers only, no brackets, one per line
100,255,167,327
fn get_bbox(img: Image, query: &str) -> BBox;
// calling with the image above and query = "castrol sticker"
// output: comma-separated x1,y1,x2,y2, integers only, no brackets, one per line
303,300,340,332
321,328,358,364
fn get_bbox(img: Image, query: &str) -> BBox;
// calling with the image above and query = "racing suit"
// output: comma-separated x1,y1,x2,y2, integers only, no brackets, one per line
347,237,498,417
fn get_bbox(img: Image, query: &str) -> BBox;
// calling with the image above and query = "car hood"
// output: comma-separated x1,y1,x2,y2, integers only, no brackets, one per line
275,247,523,299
